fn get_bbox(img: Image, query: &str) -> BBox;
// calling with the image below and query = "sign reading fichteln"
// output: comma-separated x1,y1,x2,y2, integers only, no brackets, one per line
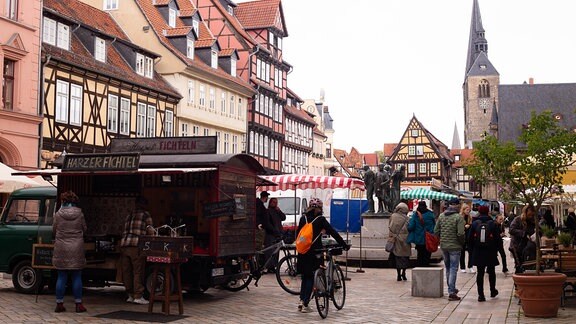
110,136,217,154
63,153,140,171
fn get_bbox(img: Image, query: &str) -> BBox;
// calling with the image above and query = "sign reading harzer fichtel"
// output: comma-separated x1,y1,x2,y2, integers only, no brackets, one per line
63,153,140,171
110,136,217,155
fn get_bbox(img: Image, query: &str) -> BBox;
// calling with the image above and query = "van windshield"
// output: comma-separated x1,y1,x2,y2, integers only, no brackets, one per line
276,197,300,215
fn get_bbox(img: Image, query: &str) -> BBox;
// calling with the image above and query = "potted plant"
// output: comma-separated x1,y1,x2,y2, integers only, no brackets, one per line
556,232,573,248
541,225,556,248
467,111,576,318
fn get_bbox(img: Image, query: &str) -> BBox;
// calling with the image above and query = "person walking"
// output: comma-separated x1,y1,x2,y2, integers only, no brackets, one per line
296,198,349,313
495,213,509,273
407,201,435,267
256,191,269,248
468,206,502,302
459,203,475,274
508,205,536,274
263,197,286,272
566,207,576,238
389,202,411,281
52,191,87,313
434,197,465,301
120,196,154,305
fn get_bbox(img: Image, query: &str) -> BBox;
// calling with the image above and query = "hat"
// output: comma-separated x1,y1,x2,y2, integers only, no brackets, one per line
418,201,428,208
448,197,460,205
309,197,323,208
260,191,270,197
478,205,490,215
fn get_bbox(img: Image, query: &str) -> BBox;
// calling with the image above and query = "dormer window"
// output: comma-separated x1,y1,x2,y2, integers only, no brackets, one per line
136,53,153,78
95,37,106,62
211,50,218,69
43,17,70,50
104,0,118,10
227,5,233,15
230,57,236,77
192,20,199,37
186,38,194,59
168,8,176,27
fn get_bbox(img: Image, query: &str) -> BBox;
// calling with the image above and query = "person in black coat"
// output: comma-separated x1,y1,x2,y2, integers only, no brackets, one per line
263,198,286,272
296,198,349,313
468,205,502,302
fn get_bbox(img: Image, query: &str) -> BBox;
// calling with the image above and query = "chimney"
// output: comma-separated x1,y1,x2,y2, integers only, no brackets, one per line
529,77,534,86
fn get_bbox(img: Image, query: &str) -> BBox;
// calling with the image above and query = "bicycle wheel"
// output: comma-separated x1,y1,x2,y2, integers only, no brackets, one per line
314,268,329,319
223,258,255,292
276,254,301,295
331,264,346,310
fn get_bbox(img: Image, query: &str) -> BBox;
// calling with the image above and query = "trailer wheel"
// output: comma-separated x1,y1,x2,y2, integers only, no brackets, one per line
12,260,44,294
145,269,175,297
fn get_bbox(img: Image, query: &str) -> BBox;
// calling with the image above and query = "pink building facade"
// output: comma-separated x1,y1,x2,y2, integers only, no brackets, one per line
0,0,42,168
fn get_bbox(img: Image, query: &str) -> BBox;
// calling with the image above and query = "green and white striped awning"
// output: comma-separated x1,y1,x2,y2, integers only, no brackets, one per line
400,188,458,200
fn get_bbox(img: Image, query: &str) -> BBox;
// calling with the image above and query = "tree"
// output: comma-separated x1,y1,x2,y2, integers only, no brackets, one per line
467,111,576,273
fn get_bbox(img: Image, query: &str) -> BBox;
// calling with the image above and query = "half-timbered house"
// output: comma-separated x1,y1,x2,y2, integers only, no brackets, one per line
40,0,181,167
387,115,454,186
283,88,313,174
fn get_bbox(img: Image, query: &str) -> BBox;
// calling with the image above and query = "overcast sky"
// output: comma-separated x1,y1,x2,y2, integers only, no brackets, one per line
248,0,576,153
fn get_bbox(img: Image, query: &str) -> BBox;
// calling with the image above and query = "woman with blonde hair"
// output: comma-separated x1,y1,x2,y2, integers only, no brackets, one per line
459,203,474,273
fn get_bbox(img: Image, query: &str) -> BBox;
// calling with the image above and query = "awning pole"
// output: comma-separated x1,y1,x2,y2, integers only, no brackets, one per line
344,187,351,280
356,188,364,273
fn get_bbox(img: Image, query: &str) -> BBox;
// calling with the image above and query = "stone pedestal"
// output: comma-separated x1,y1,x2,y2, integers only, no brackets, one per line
411,267,444,298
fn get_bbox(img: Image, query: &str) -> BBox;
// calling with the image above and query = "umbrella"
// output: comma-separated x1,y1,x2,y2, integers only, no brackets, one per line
0,163,45,193
400,188,457,200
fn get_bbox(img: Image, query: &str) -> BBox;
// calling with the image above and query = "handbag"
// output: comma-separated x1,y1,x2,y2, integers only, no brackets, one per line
418,211,439,253
385,238,395,253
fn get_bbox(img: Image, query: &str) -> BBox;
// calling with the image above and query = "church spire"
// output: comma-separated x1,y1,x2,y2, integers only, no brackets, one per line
465,0,489,77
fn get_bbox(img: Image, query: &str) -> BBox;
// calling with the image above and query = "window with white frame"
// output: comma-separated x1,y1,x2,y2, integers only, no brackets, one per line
215,131,221,153
7,0,18,20
408,163,416,174
430,162,438,173
419,163,427,174
181,123,188,136
192,125,199,136
230,58,236,77
249,131,254,153
232,135,238,153
209,87,215,110
237,98,242,117
229,95,235,116
211,50,218,69
192,20,199,37
55,81,68,123
220,92,226,113
107,94,118,132
416,145,424,155
187,80,194,104
3,59,15,110
136,103,146,137
146,105,155,137
199,84,205,107
69,84,82,125
136,53,153,78
43,17,69,50
203,128,209,136
168,8,176,28
223,133,229,154
186,38,194,59
164,110,173,137
95,37,106,62
104,0,118,10
227,5,233,15
55,80,82,125
408,145,416,156
264,135,269,157
120,98,130,135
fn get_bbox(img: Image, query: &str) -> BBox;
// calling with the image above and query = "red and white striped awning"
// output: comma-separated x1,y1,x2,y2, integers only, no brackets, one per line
258,174,365,192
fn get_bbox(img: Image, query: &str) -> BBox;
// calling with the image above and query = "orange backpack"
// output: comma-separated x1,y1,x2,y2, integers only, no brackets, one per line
295,216,320,254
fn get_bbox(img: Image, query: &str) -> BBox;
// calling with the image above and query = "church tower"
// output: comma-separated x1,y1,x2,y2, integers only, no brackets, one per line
463,0,499,148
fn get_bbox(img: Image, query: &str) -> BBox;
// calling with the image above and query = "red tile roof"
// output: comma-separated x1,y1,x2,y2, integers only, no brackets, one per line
363,153,379,166
175,0,194,10
383,143,398,158
219,48,236,56
179,9,195,17
313,126,326,137
451,148,475,167
235,0,285,34
153,0,171,6
199,0,257,47
164,26,192,37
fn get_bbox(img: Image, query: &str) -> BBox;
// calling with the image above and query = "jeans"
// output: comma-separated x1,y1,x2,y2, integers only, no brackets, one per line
56,270,83,303
299,274,314,306
442,250,461,295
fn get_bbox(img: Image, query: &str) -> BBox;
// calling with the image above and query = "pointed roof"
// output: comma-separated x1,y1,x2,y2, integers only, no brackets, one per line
465,0,493,78
489,99,498,127
451,122,461,150
467,51,499,77
390,116,452,163
362,153,379,166
235,0,288,36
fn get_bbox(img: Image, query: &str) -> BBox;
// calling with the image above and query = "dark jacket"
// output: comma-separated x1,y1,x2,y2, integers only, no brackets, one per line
265,207,286,237
256,198,266,228
407,209,435,245
296,210,347,276
565,212,576,232
53,205,87,270
468,214,501,267
509,216,535,253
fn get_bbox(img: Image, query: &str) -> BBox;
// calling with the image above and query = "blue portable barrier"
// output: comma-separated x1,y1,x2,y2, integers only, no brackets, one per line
329,199,368,233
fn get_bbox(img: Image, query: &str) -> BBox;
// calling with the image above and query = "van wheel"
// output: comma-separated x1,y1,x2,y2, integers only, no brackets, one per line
12,260,44,294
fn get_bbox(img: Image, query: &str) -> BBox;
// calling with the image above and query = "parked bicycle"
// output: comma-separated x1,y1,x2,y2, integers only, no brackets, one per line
224,238,301,294
312,244,347,319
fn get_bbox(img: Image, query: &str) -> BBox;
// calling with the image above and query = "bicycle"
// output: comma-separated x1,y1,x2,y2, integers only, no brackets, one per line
312,244,347,319
224,238,301,295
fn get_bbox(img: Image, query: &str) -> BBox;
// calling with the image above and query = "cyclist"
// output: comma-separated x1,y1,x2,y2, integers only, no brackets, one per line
297,197,349,313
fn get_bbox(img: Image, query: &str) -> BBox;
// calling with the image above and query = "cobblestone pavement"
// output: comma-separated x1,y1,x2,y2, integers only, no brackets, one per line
0,241,575,323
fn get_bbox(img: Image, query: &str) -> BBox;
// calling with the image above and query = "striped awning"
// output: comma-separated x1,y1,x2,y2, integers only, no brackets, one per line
400,188,457,200
258,174,365,192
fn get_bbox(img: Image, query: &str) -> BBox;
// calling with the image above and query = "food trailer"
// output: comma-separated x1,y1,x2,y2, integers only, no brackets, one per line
13,137,274,294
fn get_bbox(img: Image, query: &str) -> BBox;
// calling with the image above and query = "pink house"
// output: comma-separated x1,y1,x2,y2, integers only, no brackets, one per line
0,0,43,169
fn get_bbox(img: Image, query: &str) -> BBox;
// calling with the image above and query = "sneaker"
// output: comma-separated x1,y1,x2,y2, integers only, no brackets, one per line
454,289,459,294
460,269,467,273
491,289,499,298
126,296,134,303
75,303,87,313
448,294,461,301
478,295,486,302
297,300,303,312
301,305,312,313
54,303,66,313
133,297,149,305
468,267,476,274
